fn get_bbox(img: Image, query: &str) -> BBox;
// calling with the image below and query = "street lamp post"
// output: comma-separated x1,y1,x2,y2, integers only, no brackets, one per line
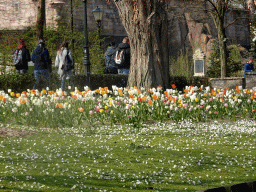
92,6,103,37
82,0,90,87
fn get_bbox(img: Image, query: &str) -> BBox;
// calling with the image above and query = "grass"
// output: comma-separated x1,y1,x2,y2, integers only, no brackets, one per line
0,120,255,192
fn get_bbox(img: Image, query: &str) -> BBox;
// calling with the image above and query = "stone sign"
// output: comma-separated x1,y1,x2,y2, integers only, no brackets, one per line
193,48,206,77
194,60,204,73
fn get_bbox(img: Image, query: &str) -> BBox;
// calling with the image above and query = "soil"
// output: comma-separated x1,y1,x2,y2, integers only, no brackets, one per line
0,127,34,138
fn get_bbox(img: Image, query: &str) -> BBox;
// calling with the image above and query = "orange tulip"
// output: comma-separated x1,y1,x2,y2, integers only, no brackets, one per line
148,99,153,105
152,94,158,100
95,89,100,94
78,107,84,112
72,95,77,100
171,84,176,89
58,103,63,108
20,98,26,104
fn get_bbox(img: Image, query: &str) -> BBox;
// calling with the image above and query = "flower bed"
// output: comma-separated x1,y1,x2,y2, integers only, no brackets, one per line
0,85,256,128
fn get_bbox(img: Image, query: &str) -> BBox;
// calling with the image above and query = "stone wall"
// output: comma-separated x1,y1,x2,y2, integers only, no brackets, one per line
0,0,252,57
245,72,256,89
210,77,245,90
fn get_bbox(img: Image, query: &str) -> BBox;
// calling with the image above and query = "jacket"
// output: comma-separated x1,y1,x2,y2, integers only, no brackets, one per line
116,43,130,69
105,46,117,68
244,62,254,78
55,48,73,80
14,47,31,70
32,44,50,70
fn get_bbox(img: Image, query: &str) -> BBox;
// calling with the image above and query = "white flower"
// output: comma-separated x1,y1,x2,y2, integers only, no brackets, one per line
112,85,117,91
12,107,17,112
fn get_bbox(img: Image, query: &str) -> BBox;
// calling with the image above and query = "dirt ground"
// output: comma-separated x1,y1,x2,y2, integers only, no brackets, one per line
0,127,33,137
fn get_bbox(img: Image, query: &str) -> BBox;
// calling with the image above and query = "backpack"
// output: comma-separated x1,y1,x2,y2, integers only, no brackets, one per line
114,49,126,67
12,49,23,66
61,50,74,71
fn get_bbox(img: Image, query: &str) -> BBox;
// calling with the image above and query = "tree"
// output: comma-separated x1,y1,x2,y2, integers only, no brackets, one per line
107,0,170,89
205,0,230,78
205,0,254,78
36,0,45,40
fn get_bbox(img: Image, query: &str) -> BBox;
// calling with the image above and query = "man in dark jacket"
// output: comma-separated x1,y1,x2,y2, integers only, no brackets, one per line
104,42,117,74
31,39,51,89
14,38,31,74
116,37,130,74
244,56,254,78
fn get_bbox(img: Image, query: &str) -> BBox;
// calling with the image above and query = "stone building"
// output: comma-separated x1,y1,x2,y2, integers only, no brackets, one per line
0,0,252,57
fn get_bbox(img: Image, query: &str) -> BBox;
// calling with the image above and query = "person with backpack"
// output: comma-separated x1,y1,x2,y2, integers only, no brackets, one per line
12,38,31,74
104,42,118,74
31,39,51,90
115,37,130,74
55,41,74,91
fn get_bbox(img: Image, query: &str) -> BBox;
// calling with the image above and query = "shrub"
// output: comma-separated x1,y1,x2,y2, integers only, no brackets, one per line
169,48,193,79
207,42,243,78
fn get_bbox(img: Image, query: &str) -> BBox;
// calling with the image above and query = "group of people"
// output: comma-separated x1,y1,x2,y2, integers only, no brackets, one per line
13,37,131,91
13,39,75,91
104,37,130,74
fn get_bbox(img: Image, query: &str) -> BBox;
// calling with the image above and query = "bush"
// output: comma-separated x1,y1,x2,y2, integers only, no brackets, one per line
207,42,243,78
169,48,193,79
0,72,129,92
0,72,212,93
169,76,210,91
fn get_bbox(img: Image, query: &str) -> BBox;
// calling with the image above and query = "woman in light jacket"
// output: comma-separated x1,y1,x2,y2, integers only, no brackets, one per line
55,41,73,91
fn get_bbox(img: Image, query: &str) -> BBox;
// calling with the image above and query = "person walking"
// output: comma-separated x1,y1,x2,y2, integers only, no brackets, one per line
244,56,254,78
55,41,74,91
12,38,31,74
104,42,117,74
115,37,130,74
31,39,51,89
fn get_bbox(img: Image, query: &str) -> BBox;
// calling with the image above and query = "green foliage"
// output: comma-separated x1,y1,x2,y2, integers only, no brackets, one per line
0,24,106,76
0,73,128,92
169,48,193,79
207,42,242,78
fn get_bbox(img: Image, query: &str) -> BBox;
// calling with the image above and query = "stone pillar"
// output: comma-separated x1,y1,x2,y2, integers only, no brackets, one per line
245,72,256,89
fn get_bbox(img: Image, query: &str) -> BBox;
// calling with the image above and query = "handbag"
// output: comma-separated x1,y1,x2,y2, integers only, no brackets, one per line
61,50,74,71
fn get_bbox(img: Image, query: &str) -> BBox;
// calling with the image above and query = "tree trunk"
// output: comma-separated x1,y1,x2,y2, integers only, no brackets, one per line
37,0,45,40
208,0,228,78
218,23,227,78
113,0,170,89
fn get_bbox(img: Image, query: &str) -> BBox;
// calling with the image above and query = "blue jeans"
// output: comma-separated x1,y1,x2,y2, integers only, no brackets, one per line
61,79,72,91
118,68,130,74
60,72,73,91
33,69,49,89
16,69,27,74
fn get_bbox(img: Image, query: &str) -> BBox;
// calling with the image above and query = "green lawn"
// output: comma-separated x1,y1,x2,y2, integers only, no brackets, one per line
0,120,255,191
